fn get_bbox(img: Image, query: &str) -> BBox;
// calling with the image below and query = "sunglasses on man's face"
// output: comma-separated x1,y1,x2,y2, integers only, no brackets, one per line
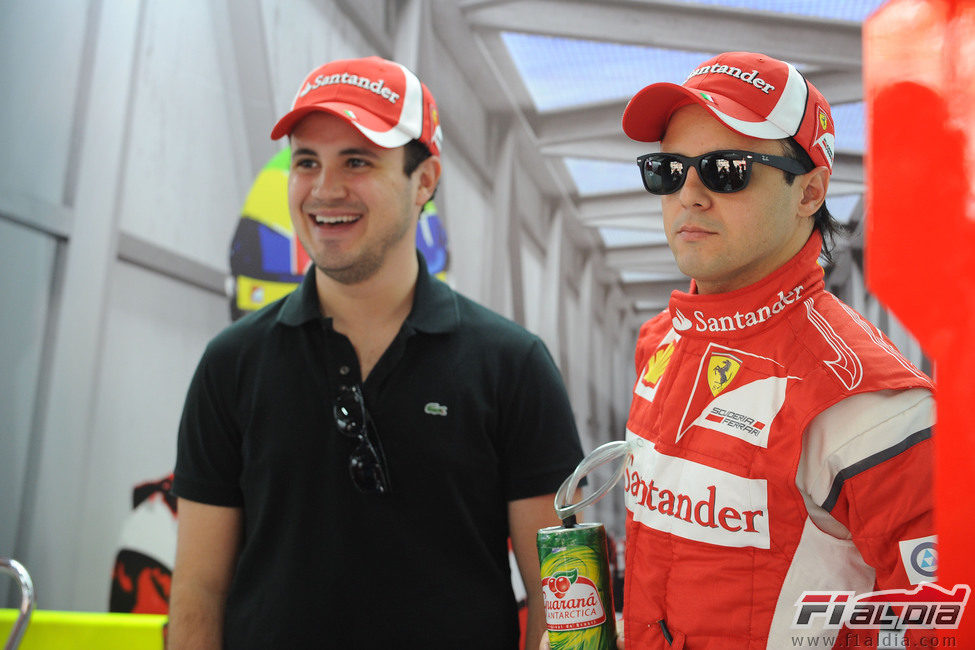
333,385,390,495
636,150,810,195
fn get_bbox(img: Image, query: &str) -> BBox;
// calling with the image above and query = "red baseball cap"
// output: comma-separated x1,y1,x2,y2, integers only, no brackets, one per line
622,51,835,172
270,56,443,157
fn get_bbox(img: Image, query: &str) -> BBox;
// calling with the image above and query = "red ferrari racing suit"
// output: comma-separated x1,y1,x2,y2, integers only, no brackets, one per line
622,232,935,648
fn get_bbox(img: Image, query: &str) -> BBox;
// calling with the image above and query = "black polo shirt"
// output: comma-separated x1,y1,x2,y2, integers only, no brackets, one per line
174,254,584,648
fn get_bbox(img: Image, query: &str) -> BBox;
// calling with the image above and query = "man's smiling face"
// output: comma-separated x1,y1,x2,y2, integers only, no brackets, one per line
287,111,431,285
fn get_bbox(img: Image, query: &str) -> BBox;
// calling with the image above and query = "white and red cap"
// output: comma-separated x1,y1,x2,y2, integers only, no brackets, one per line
622,51,835,172
270,56,443,156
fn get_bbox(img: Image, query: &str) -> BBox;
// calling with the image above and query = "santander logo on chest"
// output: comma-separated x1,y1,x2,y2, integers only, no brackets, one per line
624,433,771,549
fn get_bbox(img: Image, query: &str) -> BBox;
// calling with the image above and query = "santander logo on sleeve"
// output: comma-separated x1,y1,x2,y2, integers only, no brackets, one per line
624,432,770,549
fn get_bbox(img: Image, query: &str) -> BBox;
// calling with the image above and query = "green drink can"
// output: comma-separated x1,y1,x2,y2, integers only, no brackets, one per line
537,522,617,650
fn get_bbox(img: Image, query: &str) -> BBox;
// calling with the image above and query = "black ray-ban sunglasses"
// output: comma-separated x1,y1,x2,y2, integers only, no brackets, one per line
333,385,390,495
636,149,810,195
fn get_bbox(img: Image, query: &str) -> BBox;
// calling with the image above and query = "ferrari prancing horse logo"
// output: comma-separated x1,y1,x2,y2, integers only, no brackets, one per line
708,354,742,396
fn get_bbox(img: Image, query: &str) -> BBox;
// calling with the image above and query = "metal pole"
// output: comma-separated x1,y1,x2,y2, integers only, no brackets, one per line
1,558,34,650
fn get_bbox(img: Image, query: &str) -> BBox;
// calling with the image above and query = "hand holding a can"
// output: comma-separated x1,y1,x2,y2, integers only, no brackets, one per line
537,440,633,650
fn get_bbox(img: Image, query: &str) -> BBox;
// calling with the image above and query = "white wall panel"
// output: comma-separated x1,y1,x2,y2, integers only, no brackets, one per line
426,32,490,182
512,161,547,246
0,0,86,206
564,286,583,431
520,232,544,336
117,1,245,272
590,323,612,434
73,259,228,608
19,0,146,611
439,147,493,303
260,0,371,120
0,221,57,581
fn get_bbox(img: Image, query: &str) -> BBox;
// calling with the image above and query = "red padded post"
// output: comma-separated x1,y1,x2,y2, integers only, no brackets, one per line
864,0,975,644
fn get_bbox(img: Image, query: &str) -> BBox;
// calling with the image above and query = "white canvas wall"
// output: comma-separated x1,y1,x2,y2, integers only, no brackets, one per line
69,261,228,608
438,147,494,303
0,0,87,206
118,1,248,271
0,0,632,612
0,221,58,569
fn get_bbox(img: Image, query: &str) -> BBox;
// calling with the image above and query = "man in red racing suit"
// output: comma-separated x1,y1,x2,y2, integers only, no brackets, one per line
617,52,936,649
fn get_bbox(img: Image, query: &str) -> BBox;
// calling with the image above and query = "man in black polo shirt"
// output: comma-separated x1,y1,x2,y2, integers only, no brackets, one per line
168,56,584,649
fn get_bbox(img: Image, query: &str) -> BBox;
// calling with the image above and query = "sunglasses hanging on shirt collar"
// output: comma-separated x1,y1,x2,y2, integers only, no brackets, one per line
333,385,391,495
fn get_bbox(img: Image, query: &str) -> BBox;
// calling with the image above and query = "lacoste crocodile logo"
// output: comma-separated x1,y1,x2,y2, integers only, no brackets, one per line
424,402,448,416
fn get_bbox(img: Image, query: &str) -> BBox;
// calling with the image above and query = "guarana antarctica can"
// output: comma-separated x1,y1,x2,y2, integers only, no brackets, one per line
537,521,616,649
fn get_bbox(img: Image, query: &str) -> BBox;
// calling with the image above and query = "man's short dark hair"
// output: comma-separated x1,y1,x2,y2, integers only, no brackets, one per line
403,139,438,202
779,137,844,265
403,139,432,176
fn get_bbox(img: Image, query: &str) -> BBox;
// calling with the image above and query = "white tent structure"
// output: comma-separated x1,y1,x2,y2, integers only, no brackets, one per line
0,0,923,612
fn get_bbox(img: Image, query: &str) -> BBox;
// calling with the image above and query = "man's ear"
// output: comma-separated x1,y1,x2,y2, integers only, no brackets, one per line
414,155,442,206
798,166,830,218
